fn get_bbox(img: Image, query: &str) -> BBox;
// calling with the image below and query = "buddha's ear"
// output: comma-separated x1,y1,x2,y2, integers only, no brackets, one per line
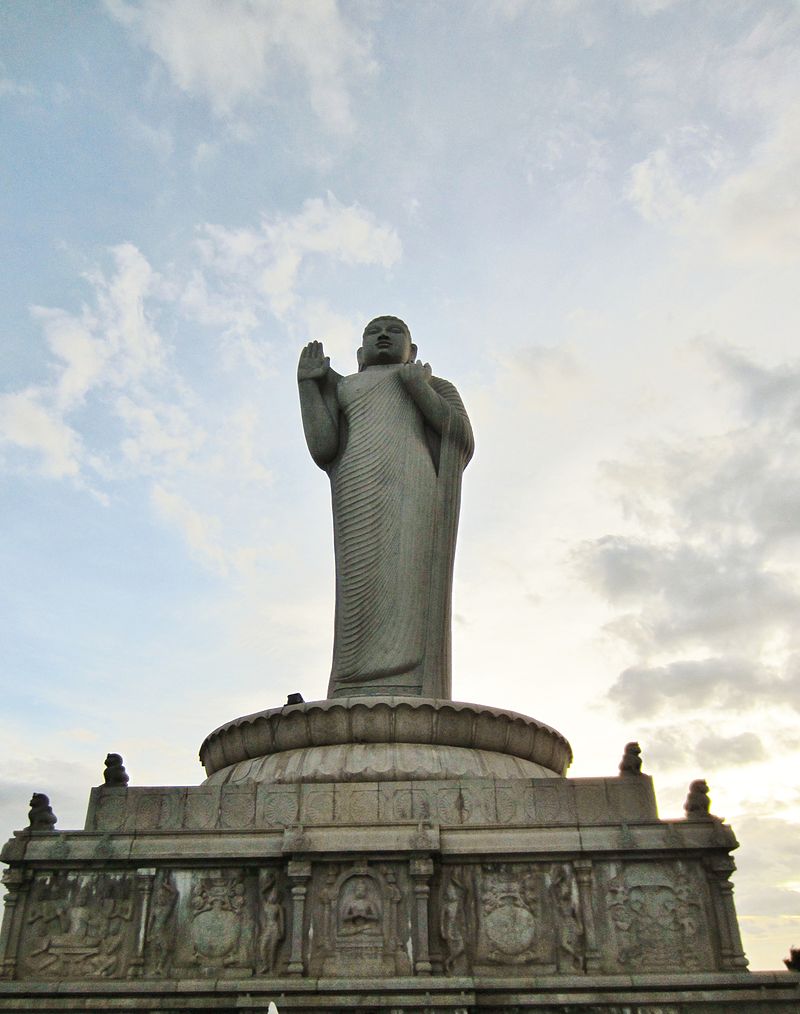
357,347,364,372
409,343,418,363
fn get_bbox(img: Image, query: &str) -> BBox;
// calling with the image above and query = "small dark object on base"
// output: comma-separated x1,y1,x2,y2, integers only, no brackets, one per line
785,945,800,971
104,752,130,787
286,692,304,705
27,792,57,831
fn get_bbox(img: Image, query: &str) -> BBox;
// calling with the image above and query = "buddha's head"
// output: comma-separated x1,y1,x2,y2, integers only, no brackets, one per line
358,316,417,371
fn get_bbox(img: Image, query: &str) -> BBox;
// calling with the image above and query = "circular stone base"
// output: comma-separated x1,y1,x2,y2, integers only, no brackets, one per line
204,742,560,785
200,697,572,784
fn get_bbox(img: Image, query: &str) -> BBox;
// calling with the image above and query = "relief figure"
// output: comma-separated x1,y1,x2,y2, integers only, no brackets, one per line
258,873,285,974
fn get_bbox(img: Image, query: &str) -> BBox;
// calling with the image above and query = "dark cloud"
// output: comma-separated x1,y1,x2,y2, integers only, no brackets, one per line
607,656,800,720
694,731,766,768
579,344,800,730
638,726,767,770
709,341,800,427
576,536,800,653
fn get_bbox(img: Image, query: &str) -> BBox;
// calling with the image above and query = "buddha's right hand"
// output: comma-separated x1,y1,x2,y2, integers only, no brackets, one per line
298,340,330,381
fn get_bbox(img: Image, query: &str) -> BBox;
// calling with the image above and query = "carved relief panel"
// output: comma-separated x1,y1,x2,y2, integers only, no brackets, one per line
307,861,412,977
17,871,137,979
599,860,715,972
475,863,555,970
145,866,288,977
433,862,591,976
433,863,560,974
13,865,292,981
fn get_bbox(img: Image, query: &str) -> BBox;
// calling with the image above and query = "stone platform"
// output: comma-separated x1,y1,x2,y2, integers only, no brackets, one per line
0,698,797,1012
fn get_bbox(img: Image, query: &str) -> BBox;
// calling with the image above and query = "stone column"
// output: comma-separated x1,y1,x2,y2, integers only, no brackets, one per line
287,859,311,976
573,859,601,973
130,868,156,978
704,855,748,970
410,857,433,975
0,867,30,980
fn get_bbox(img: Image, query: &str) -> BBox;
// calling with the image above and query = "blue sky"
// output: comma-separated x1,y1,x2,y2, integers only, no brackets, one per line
2,0,800,970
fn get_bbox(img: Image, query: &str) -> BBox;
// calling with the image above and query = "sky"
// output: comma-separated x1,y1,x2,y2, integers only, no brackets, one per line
1,0,799,972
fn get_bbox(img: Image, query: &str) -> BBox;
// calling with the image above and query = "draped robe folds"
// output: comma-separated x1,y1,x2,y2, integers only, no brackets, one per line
319,364,473,700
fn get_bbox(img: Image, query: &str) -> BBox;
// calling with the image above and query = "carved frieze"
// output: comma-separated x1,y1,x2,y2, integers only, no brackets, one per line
309,861,411,977
551,863,585,972
18,871,136,979
604,860,713,971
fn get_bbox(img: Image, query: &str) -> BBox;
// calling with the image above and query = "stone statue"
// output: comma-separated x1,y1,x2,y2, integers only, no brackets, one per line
684,779,714,819
784,945,800,972
619,742,642,775
103,753,129,787
27,793,57,832
298,316,473,699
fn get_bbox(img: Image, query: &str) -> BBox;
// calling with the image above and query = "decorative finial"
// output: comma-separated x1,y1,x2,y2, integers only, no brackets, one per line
784,946,800,972
27,793,57,832
619,741,642,775
684,778,714,819
286,693,304,705
103,753,130,787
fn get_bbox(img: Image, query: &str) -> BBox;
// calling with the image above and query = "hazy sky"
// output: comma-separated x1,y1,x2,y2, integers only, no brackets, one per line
2,0,799,971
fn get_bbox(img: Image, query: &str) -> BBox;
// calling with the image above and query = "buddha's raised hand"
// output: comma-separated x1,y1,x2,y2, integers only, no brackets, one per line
298,340,330,381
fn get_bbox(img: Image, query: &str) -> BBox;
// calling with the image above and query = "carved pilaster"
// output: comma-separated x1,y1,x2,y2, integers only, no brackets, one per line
573,859,600,972
704,855,748,969
0,867,30,980
131,868,156,978
286,859,311,975
409,857,433,975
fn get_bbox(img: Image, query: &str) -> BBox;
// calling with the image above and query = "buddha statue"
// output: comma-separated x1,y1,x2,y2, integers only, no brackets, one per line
298,316,473,699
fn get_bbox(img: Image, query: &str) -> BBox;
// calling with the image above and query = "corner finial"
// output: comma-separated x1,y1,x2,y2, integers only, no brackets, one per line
103,753,130,787
619,741,642,776
27,793,57,832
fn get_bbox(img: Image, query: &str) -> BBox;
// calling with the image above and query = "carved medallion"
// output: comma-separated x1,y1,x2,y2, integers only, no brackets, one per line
189,874,246,964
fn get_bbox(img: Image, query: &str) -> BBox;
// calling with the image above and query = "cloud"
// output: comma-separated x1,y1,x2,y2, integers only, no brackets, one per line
0,244,178,484
104,0,374,133
626,112,800,264
577,534,800,654
0,390,83,479
607,656,800,721
0,79,36,100
116,395,206,474
187,193,402,326
150,484,230,576
694,731,766,769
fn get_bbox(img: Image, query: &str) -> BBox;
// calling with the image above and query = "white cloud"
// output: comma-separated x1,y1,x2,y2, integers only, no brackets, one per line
189,193,402,324
0,389,83,479
1,244,182,484
116,395,206,473
151,483,230,575
150,483,266,577
104,0,374,133
626,124,729,225
0,74,37,100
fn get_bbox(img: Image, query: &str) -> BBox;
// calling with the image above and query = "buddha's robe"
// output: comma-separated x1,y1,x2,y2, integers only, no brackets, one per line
320,363,473,699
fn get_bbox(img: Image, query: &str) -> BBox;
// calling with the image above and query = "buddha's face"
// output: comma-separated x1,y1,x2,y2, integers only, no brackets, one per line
358,317,416,368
